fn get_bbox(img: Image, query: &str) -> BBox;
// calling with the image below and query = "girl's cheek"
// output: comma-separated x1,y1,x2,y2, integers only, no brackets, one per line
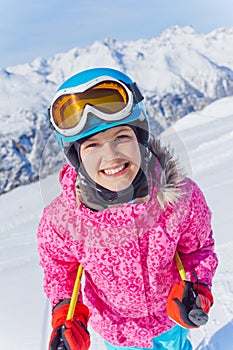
82,154,100,175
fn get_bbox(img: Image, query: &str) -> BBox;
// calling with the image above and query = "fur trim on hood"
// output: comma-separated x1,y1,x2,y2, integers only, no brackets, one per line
148,137,186,209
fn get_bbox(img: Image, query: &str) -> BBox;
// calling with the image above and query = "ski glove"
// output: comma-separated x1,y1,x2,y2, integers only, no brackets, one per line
166,280,214,328
49,299,91,350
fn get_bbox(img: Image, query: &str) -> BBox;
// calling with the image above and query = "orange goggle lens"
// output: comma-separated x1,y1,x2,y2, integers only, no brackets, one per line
51,81,129,130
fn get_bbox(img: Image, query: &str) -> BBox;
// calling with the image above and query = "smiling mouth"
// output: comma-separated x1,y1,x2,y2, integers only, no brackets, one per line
102,163,129,175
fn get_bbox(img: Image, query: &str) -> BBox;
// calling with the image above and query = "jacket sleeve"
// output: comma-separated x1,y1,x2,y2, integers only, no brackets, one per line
176,180,218,287
37,207,80,308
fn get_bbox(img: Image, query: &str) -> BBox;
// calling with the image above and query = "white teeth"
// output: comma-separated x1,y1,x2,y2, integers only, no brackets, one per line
103,164,125,175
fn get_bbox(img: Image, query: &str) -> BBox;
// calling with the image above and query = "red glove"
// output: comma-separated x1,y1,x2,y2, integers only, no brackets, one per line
166,280,214,328
49,300,91,350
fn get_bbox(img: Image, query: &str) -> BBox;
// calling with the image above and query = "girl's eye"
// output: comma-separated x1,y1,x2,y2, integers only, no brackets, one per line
85,142,99,148
115,134,130,141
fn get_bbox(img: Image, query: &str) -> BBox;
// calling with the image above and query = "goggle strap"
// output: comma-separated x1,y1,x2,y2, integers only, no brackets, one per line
48,107,56,131
124,82,144,104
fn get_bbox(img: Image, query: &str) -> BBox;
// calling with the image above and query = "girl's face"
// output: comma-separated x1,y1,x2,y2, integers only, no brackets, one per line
80,126,141,192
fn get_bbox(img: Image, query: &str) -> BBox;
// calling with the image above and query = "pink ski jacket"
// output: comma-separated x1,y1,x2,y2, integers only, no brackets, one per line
37,140,218,348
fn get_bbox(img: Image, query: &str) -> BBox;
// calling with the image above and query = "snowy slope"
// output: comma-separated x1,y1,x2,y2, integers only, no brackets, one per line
0,96,233,349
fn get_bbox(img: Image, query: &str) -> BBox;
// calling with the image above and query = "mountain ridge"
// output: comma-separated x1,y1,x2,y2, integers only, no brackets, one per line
1,25,233,194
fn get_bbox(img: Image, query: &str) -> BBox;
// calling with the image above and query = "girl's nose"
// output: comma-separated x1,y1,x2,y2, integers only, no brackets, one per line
102,140,118,160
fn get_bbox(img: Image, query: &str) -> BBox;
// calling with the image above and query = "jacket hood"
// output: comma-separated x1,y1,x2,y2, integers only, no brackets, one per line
148,137,185,209
59,137,185,210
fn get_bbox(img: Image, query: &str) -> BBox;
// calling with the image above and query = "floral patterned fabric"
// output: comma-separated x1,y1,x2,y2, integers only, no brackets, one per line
37,163,218,348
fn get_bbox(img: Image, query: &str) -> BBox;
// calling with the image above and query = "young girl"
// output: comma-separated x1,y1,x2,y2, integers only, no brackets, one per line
37,67,218,350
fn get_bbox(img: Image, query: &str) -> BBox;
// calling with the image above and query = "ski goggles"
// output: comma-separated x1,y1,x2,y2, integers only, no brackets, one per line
49,77,143,137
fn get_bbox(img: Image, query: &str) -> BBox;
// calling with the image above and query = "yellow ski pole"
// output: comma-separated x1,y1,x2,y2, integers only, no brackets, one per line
175,251,187,281
67,264,83,320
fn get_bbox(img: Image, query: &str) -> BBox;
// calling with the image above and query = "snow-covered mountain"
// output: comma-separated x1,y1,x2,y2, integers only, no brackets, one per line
1,25,233,194
1,95,233,350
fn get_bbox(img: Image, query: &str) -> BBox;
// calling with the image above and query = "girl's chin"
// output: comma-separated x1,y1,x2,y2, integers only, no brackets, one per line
97,178,132,192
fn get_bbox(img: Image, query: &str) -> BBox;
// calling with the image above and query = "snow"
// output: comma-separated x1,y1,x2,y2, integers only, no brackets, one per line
1,95,233,349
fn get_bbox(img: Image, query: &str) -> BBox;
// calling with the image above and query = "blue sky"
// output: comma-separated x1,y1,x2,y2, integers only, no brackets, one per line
1,0,233,67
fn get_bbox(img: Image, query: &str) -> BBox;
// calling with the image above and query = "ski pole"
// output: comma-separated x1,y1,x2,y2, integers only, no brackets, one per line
175,251,187,281
57,264,83,350
67,264,83,320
